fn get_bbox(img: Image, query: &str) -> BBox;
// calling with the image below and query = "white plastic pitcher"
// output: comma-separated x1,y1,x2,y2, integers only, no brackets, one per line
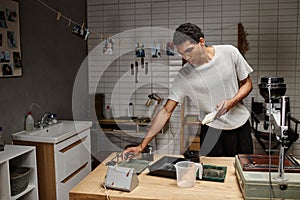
175,161,202,188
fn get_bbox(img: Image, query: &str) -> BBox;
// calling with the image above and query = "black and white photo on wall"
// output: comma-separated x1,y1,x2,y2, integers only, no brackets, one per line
2,63,12,75
6,8,17,22
0,11,7,28
0,34,3,46
0,0,21,77
7,30,16,48
0,50,10,62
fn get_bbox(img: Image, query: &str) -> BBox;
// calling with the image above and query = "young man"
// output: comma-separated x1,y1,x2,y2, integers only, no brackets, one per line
123,23,253,159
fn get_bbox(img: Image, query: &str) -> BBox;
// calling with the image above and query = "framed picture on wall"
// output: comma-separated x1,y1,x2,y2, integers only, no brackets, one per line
0,0,21,78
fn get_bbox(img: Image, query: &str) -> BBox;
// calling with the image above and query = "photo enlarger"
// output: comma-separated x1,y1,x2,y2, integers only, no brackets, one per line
235,77,300,200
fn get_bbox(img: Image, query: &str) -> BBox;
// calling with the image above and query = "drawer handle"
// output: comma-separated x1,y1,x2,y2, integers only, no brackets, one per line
61,162,88,184
59,136,87,153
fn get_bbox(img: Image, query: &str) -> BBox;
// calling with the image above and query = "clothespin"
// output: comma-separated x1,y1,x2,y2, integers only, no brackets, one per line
84,29,90,40
68,18,71,27
56,12,62,21
81,22,85,30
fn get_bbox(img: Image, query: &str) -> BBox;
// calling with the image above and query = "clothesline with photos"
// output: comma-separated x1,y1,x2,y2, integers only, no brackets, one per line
38,0,132,43
38,0,91,40
37,0,177,56
37,0,166,45
37,0,238,55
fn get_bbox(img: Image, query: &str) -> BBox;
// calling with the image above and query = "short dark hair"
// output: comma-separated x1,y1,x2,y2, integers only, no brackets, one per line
173,23,204,45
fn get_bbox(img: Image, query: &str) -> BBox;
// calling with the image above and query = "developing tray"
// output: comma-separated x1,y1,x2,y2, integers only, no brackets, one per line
117,159,150,174
148,156,227,182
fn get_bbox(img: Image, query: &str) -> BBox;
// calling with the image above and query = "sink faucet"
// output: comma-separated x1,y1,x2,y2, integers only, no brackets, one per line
36,112,53,129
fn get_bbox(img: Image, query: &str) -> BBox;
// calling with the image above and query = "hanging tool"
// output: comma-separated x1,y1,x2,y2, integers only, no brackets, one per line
135,61,138,83
141,57,144,68
145,62,148,75
131,63,134,75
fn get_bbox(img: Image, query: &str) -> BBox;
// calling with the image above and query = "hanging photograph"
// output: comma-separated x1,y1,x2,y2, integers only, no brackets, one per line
103,38,114,54
151,43,161,58
72,24,90,40
0,0,22,77
135,42,145,57
166,41,175,56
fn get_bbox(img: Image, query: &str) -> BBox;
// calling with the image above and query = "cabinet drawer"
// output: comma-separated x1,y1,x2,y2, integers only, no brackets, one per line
55,129,91,182
57,161,91,200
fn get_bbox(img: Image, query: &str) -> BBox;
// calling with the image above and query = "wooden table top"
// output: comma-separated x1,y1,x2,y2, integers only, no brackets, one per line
69,153,243,200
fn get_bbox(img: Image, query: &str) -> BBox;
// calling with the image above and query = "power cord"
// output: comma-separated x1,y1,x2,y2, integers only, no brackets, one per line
101,183,111,200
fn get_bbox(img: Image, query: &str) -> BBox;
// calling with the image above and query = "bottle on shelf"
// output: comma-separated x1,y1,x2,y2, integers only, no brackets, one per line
104,105,112,119
128,103,134,117
25,112,34,131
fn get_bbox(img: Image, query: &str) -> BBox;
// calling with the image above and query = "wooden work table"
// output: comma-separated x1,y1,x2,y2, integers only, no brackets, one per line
69,154,243,200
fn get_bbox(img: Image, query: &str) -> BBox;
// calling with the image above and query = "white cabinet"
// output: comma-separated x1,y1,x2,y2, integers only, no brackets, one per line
0,145,38,200
54,129,91,200
13,125,91,200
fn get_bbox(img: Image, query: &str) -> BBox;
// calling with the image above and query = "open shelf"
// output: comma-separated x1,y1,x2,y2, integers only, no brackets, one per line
0,145,38,200
11,185,36,200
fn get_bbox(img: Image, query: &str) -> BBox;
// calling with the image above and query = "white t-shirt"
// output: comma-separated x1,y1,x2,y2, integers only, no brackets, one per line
168,45,253,130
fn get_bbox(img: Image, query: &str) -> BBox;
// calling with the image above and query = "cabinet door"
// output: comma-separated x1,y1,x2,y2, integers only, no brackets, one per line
57,161,90,200
55,129,91,183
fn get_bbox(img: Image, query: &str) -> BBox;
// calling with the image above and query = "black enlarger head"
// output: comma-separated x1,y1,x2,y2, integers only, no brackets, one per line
258,76,287,103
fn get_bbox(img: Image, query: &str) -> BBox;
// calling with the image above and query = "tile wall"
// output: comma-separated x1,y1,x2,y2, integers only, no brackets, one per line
87,0,300,157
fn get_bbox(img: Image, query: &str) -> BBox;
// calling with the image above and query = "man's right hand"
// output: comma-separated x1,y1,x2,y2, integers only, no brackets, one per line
122,144,144,161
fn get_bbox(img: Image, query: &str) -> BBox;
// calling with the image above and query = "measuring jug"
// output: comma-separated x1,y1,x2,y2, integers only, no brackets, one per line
175,161,202,187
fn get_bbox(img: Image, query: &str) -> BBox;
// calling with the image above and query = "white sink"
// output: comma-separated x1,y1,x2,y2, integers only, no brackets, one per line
12,120,92,143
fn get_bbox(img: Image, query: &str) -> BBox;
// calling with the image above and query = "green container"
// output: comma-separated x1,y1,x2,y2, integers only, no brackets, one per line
197,164,227,182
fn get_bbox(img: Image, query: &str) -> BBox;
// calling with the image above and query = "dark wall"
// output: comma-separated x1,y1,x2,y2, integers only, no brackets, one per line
0,0,87,142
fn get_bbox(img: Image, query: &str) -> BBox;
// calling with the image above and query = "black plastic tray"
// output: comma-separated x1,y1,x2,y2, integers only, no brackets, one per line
148,156,227,182
148,156,188,179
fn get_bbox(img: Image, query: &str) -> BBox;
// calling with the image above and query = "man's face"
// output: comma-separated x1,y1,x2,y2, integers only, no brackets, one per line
175,40,203,65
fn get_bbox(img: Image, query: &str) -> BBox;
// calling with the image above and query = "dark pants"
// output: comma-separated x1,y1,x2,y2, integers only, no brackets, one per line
199,120,253,157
